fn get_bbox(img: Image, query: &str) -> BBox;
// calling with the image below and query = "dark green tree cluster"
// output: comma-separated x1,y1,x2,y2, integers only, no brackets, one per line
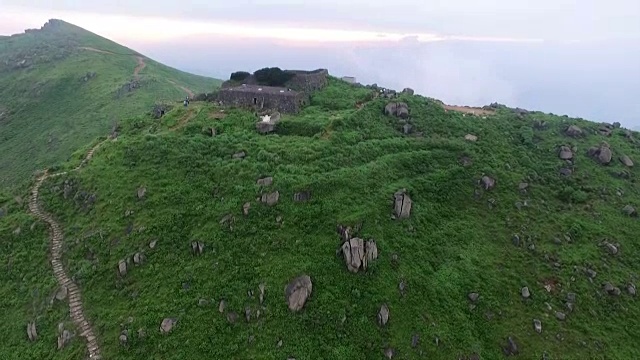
253,67,295,87
229,71,251,82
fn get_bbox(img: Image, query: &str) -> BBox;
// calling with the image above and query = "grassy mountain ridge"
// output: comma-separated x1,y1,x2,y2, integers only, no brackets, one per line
0,19,221,191
2,78,640,359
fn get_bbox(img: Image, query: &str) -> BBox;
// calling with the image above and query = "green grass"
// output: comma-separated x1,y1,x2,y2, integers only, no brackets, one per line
0,19,221,191
2,78,640,359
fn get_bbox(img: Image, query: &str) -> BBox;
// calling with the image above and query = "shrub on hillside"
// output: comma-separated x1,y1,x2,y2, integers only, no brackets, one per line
253,67,295,87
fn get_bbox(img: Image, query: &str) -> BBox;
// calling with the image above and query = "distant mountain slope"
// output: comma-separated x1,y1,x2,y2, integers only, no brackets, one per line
0,19,221,191
2,78,640,359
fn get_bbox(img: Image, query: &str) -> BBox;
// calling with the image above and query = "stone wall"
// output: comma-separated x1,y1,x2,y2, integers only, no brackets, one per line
217,89,306,114
284,69,329,94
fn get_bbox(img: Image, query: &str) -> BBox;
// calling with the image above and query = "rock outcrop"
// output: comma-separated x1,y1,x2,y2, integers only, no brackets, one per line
261,191,280,206
285,275,312,312
384,102,409,119
377,304,389,326
587,142,612,164
565,125,583,137
393,189,412,219
559,146,573,160
340,237,378,273
619,155,634,167
160,318,177,334
27,322,38,342
481,175,496,190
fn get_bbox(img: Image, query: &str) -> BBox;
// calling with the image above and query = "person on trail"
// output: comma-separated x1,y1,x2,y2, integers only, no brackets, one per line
184,99,188,107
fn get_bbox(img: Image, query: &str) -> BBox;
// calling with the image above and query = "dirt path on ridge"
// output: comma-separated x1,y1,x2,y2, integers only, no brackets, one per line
167,80,195,97
169,109,198,131
79,47,116,55
28,138,109,360
134,56,146,79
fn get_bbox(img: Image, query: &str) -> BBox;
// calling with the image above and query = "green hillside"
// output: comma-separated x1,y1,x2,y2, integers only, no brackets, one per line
0,19,221,191
2,78,640,359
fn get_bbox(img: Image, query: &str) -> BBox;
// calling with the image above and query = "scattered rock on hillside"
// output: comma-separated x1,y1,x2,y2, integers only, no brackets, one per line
27,322,38,342
218,300,226,313
460,156,473,167
411,334,420,348
384,347,395,359
191,241,205,255
242,202,251,216
565,125,583,137
481,176,496,190
502,336,519,356
259,283,266,304
465,134,478,142
257,177,273,186
152,103,172,119
393,189,412,219
555,311,566,321
377,304,390,326
622,205,637,217
518,182,529,192
118,259,127,276
604,282,621,296
598,123,613,136
628,284,637,296
533,319,542,334
340,238,378,273
603,241,619,255
468,292,480,302
293,191,311,202
133,252,145,265
559,168,573,176
384,102,410,119
136,186,146,199
232,151,246,160
587,142,612,164
261,191,280,206
559,146,573,160
285,275,312,312
619,155,634,167
149,239,158,249
57,326,73,350
160,318,177,334
521,286,531,299
55,286,68,301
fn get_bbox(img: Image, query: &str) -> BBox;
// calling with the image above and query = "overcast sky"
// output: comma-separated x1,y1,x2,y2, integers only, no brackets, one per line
1,1,639,126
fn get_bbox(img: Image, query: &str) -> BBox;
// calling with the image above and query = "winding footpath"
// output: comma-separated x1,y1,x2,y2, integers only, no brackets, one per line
28,139,109,359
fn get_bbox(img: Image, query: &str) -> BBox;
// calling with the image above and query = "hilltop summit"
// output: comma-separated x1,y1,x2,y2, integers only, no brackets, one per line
0,20,220,190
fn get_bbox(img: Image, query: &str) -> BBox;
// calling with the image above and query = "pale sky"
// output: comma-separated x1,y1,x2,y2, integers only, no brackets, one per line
2,0,639,43
1,1,639,125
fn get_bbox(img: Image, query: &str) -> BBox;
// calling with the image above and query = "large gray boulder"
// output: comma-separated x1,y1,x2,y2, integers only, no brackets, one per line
285,275,313,312
558,146,573,160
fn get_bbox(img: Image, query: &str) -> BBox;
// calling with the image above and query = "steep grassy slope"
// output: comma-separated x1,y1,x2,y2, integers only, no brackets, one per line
2,79,640,359
0,19,221,191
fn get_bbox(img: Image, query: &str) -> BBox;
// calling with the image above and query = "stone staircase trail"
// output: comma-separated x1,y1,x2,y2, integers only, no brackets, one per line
28,138,109,360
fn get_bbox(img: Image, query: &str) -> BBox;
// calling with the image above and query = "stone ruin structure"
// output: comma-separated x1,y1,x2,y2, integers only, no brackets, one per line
217,68,329,114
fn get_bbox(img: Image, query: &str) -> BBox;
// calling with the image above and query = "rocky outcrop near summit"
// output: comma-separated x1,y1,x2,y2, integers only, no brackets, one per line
393,189,412,219
384,102,409,119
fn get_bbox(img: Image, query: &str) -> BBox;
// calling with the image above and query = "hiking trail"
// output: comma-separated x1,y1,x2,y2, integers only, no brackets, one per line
133,56,146,79
169,109,198,131
167,80,195,97
28,138,109,360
